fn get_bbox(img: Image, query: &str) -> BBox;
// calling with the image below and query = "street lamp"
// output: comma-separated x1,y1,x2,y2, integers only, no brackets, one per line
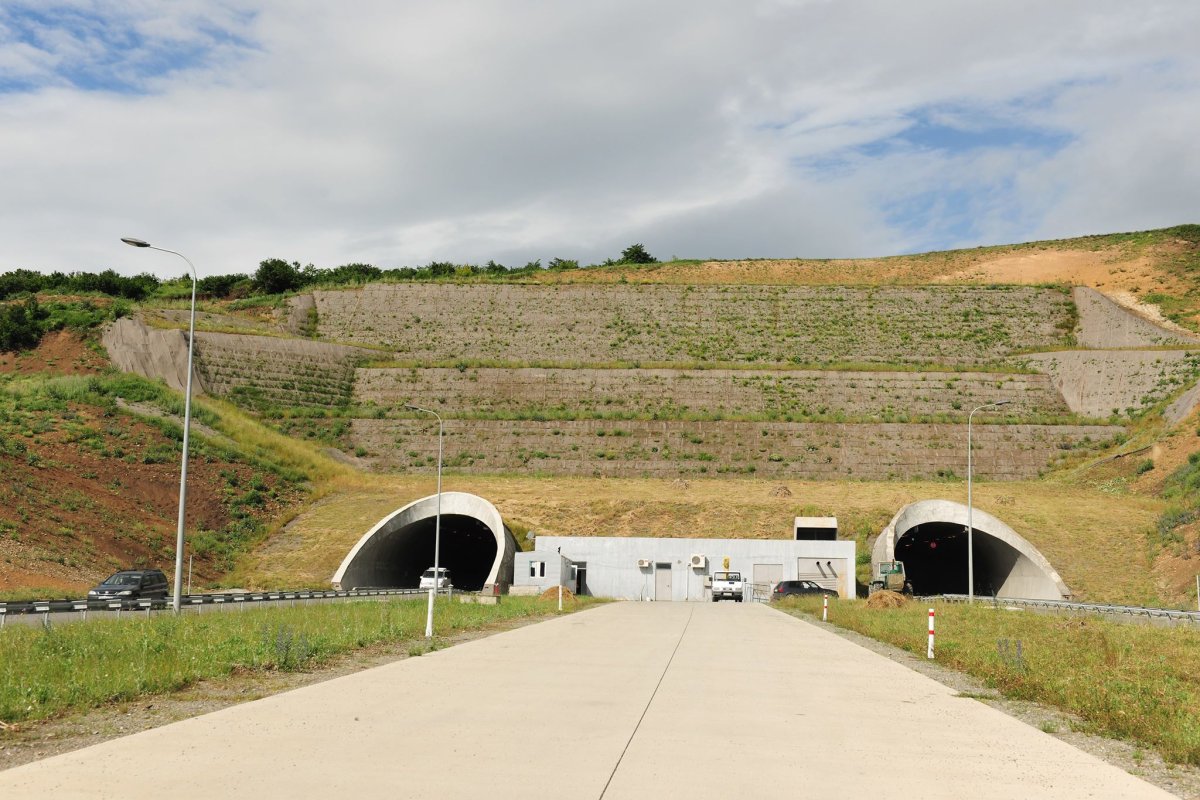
405,403,443,638
967,399,1011,601
121,237,197,614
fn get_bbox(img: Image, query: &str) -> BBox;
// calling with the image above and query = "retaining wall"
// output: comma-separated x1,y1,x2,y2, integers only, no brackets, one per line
315,284,1074,365
355,367,1071,421
350,418,1118,480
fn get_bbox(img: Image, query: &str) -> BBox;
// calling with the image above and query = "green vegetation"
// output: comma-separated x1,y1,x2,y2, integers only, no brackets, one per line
779,596,1200,765
0,269,159,302
0,297,130,353
1156,451,1200,551
0,596,598,724
0,370,331,573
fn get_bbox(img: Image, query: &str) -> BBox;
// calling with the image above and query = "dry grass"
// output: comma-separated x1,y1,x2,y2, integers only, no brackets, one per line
233,474,1166,604
866,590,909,609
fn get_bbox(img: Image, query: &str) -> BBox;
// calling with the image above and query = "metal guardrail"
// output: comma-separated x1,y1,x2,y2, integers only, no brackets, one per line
939,594,1200,626
0,587,435,629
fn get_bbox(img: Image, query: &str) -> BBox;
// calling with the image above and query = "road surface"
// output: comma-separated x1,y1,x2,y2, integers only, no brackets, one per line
0,601,1176,799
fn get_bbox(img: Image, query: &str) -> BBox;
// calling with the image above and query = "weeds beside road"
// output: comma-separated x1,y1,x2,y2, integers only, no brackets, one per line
778,596,1200,766
0,596,597,726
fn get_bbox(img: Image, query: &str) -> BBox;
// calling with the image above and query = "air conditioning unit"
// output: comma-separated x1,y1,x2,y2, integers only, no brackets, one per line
689,554,707,569
637,559,652,568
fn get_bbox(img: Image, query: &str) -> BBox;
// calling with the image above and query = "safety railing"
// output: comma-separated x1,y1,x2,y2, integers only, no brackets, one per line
0,587,438,629
940,594,1200,627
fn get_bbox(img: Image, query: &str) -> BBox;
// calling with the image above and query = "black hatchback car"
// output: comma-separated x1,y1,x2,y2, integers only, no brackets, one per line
87,569,170,606
772,580,833,599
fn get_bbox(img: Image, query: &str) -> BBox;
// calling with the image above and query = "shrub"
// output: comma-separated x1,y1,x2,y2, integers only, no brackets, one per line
619,243,658,264
254,259,302,294
0,296,47,352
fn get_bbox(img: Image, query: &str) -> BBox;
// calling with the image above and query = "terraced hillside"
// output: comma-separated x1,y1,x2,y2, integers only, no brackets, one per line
166,279,1152,481
315,284,1074,366
109,230,1199,486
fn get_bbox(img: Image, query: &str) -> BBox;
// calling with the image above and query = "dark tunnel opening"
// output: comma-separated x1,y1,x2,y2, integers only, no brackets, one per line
372,514,499,591
894,522,1020,596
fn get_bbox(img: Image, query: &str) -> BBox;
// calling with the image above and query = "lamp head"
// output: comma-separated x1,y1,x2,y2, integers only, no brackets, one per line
120,237,151,248
994,400,1012,407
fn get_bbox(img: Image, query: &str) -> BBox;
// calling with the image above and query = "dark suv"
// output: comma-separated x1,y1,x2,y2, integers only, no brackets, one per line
87,569,170,607
772,580,833,599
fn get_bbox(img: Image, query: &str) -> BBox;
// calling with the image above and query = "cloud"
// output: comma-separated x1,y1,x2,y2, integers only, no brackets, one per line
0,0,1197,276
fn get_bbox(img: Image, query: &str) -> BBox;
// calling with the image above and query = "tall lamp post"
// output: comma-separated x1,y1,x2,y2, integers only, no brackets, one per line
405,404,443,638
120,237,197,614
967,399,1010,601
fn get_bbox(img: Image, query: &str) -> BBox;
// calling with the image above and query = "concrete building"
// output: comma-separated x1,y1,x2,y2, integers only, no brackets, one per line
517,536,856,601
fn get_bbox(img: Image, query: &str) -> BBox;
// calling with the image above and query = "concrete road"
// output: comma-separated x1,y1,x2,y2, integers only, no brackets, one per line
0,602,1177,799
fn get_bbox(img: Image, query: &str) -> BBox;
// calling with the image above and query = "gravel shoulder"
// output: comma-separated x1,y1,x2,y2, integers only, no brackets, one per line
788,609,1200,800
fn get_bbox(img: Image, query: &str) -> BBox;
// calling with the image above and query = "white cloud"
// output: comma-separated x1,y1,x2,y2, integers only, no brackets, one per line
0,0,1197,276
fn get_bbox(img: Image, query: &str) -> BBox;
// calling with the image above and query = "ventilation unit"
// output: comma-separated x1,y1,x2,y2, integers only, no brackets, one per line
689,554,707,569
637,559,652,568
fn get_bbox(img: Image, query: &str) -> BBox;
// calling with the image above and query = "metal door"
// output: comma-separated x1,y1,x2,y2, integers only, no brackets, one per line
654,563,672,601
797,558,840,595
752,563,783,594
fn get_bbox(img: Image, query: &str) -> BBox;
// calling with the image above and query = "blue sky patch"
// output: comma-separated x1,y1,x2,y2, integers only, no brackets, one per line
0,4,256,94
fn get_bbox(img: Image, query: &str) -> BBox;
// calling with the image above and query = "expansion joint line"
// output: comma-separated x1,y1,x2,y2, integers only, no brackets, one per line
598,606,695,800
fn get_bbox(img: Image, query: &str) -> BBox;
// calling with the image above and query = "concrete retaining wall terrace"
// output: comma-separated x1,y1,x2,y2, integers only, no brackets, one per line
353,418,1118,480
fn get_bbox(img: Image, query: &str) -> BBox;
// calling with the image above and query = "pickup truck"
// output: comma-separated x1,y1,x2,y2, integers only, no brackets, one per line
711,571,744,602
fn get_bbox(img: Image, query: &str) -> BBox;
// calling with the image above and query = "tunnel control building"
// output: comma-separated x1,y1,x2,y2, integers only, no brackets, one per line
872,499,1070,600
517,536,856,600
331,492,519,593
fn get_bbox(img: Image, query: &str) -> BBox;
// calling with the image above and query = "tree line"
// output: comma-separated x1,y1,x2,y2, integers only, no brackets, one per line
0,243,658,302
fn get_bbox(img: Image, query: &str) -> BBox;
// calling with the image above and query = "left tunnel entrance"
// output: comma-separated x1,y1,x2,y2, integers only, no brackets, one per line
332,492,518,592
364,514,498,591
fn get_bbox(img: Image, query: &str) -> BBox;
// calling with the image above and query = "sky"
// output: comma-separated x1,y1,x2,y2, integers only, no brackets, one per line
1,0,1198,278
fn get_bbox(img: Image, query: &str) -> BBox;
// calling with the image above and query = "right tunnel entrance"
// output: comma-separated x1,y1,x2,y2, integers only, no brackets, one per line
874,499,1071,600
894,522,1020,597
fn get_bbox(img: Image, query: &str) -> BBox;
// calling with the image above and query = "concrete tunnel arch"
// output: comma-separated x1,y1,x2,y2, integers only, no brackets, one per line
331,492,518,592
872,499,1070,600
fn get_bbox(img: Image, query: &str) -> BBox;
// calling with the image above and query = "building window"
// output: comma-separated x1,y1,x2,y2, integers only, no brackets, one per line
530,561,545,578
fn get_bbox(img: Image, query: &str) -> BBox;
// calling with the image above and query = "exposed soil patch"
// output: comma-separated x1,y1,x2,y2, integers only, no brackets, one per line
0,331,108,376
0,402,303,594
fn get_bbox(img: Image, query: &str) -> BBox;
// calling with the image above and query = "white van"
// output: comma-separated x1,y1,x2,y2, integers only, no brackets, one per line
419,567,452,590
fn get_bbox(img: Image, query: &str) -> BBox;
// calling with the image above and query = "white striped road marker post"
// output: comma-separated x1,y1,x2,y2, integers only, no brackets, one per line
823,595,828,622
927,608,936,659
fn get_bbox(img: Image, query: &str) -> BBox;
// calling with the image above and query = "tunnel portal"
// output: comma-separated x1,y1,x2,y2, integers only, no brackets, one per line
893,522,1021,597
331,492,517,592
873,499,1070,600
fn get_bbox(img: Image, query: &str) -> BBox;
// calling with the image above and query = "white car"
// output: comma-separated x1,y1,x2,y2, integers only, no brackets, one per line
419,567,452,590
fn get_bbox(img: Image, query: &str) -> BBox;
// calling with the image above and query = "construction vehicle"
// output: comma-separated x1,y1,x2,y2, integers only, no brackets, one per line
868,561,913,595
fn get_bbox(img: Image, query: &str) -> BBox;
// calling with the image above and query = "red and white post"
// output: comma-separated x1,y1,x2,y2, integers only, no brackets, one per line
822,595,828,622
927,608,936,659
